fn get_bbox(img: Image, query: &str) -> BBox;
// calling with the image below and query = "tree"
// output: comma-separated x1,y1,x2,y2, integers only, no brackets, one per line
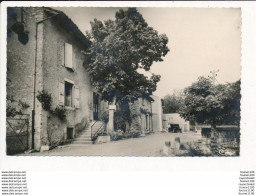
179,75,240,136
221,80,241,126
84,8,169,132
84,8,169,104
163,90,184,113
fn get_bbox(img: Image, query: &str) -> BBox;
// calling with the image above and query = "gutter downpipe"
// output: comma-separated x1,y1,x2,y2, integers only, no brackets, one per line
32,13,60,149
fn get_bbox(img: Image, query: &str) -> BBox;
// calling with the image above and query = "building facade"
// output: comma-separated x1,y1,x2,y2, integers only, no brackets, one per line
129,98,153,134
7,7,104,150
151,95,163,132
6,7,165,152
162,113,190,132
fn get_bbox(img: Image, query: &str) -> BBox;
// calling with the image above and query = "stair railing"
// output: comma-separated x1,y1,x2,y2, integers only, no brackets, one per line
91,110,108,141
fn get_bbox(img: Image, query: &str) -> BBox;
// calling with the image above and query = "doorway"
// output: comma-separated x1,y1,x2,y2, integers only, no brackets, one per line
93,92,99,120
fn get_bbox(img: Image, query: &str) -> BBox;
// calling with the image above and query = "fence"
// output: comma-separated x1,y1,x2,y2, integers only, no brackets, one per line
6,115,29,155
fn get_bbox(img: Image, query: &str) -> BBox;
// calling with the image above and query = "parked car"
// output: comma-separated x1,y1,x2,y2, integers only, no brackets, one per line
168,124,182,133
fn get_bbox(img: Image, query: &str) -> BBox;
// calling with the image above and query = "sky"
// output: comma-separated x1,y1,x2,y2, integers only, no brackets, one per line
55,7,241,98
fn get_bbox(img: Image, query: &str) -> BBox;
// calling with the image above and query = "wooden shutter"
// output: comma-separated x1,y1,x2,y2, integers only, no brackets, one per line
59,81,65,106
64,43,73,69
74,85,80,108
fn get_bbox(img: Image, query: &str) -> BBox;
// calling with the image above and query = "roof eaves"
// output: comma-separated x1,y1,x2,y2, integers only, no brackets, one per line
44,7,91,48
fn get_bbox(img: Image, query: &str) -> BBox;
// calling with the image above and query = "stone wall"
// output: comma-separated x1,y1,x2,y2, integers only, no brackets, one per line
7,7,45,150
129,98,152,133
39,11,93,147
201,127,240,143
7,7,93,150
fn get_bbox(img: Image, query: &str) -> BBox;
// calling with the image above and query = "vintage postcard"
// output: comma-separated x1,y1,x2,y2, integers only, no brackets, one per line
0,1,256,195
5,6,241,157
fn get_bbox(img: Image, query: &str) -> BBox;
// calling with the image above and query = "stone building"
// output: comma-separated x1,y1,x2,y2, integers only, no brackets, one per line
6,7,166,153
162,113,190,132
7,7,106,150
114,95,164,135
129,97,153,135
151,95,164,132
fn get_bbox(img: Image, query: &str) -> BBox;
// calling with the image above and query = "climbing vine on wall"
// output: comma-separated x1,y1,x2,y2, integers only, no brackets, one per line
6,95,30,117
53,106,66,121
36,90,66,121
36,90,52,111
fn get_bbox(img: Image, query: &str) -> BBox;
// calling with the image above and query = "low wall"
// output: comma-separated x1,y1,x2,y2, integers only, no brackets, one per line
201,127,240,143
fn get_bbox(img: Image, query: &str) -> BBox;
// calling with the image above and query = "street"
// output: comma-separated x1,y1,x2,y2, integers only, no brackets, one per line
21,131,202,156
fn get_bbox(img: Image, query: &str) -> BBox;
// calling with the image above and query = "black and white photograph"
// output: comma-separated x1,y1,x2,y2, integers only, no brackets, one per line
2,1,256,195
5,6,242,156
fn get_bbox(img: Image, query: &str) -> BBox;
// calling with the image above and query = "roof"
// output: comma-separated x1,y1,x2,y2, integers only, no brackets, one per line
43,7,91,49
150,95,162,102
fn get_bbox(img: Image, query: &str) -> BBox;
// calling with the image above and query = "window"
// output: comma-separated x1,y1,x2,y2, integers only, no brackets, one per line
93,93,99,120
64,43,73,69
57,41,76,70
67,128,73,139
59,80,80,108
65,81,73,107
161,99,164,107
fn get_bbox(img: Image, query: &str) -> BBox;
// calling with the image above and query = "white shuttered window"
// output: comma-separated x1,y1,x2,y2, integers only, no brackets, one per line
64,43,73,69
59,80,80,109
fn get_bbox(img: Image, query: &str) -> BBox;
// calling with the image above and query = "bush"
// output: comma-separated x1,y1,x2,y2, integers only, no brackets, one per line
18,100,30,109
109,129,141,141
6,104,21,117
109,131,117,141
58,139,73,146
129,128,141,138
36,90,66,121
6,96,28,117
183,141,213,156
75,118,89,137
52,106,66,121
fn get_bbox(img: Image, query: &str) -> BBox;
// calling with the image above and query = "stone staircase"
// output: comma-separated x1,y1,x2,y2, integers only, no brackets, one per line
72,129,92,145
71,121,105,146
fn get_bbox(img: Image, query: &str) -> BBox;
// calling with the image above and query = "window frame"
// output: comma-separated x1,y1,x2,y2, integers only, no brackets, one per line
64,42,73,69
62,42,77,72
64,79,75,109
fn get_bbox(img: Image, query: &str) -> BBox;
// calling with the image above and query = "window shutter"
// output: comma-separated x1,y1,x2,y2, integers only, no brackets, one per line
64,43,73,69
74,85,80,108
59,81,65,106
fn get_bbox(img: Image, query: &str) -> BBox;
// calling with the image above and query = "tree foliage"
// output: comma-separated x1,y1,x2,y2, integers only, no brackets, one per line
179,76,240,128
84,8,169,103
114,100,136,131
163,90,184,113
221,80,241,125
